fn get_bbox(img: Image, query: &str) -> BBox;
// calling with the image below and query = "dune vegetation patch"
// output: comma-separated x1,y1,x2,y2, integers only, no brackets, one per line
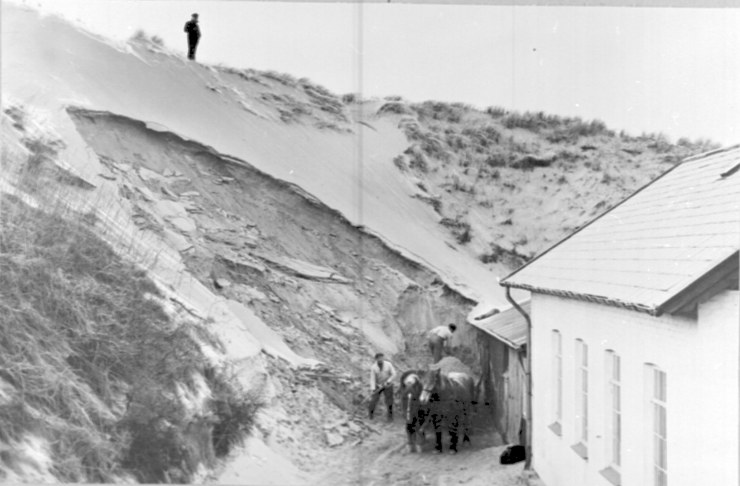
377,98,723,263
206,65,351,130
130,29,165,48
0,194,261,483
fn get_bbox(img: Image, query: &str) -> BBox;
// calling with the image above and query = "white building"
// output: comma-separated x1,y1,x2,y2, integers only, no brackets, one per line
501,146,740,486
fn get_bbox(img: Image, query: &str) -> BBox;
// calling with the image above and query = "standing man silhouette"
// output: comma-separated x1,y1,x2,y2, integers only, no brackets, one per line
184,13,201,61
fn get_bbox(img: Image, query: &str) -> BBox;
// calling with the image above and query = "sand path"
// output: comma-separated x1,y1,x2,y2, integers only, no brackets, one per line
314,414,524,486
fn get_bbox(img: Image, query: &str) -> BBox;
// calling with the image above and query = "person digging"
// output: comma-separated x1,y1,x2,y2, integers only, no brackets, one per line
427,323,457,363
368,352,397,422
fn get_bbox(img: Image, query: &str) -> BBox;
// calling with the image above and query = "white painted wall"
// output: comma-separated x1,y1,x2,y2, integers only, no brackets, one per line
530,291,739,486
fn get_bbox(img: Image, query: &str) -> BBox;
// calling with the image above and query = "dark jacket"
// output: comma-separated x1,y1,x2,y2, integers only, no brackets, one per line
184,20,201,40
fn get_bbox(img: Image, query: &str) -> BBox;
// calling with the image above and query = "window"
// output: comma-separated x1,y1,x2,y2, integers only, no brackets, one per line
648,366,667,486
600,351,622,485
549,330,562,436
606,351,622,468
573,339,588,457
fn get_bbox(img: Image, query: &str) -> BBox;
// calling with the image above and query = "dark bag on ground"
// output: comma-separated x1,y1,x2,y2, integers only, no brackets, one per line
499,445,526,464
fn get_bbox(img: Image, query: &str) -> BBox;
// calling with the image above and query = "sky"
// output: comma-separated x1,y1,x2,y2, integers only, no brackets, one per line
8,0,740,145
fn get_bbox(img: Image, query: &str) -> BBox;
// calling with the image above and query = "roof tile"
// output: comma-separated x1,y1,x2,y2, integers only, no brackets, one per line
469,301,530,348
501,146,740,313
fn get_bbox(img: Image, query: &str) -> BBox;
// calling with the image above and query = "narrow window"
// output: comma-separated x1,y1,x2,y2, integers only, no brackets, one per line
576,339,588,443
549,330,562,436
601,351,622,485
607,351,621,467
649,366,667,486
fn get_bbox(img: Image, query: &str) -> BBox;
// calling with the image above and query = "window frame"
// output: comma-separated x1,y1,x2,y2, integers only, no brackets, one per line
572,338,589,458
645,364,667,486
550,330,563,435
606,350,622,469
552,329,563,430
600,350,622,485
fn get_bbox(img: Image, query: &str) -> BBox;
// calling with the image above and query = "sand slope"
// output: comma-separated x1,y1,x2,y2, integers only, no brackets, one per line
3,4,506,306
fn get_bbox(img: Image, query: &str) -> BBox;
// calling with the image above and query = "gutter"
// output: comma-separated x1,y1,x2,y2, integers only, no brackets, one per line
502,284,657,316
506,287,533,470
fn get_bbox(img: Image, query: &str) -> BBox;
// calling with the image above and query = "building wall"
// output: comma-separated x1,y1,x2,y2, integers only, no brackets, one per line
477,334,507,437
476,332,526,443
503,346,526,445
530,291,738,486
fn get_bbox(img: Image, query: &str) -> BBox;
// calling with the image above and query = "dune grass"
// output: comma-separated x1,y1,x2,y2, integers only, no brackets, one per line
0,194,260,482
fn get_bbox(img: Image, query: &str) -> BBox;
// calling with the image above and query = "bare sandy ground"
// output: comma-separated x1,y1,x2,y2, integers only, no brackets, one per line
315,418,524,486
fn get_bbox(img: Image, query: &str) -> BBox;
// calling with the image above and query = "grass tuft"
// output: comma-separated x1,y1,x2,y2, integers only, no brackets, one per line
0,194,261,482
377,102,413,116
130,30,165,48
207,370,264,456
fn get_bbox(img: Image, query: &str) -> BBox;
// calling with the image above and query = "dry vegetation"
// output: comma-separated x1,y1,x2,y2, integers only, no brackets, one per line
0,195,262,483
0,105,264,483
129,29,165,50
214,66,352,131
378,99,720,265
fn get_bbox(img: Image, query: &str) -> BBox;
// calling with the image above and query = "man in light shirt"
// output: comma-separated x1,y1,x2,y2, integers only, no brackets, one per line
428,323,457,363
368,352,397,421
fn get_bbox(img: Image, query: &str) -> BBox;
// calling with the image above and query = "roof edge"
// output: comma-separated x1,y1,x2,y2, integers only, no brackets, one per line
503,249,739,318
500,282,659,316
467,320,522,349
656,250,739,316
682,143,740,163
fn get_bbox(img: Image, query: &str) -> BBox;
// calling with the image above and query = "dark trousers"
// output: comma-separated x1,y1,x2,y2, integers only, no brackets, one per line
187,37,199,60
428,335,445,363
368,385,394,418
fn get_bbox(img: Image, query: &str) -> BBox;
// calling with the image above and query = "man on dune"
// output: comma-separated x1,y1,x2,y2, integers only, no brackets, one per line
184,13,201,61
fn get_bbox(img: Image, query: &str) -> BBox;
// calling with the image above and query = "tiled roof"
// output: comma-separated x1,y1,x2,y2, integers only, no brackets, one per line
501,146,740,315
468,300,530,349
